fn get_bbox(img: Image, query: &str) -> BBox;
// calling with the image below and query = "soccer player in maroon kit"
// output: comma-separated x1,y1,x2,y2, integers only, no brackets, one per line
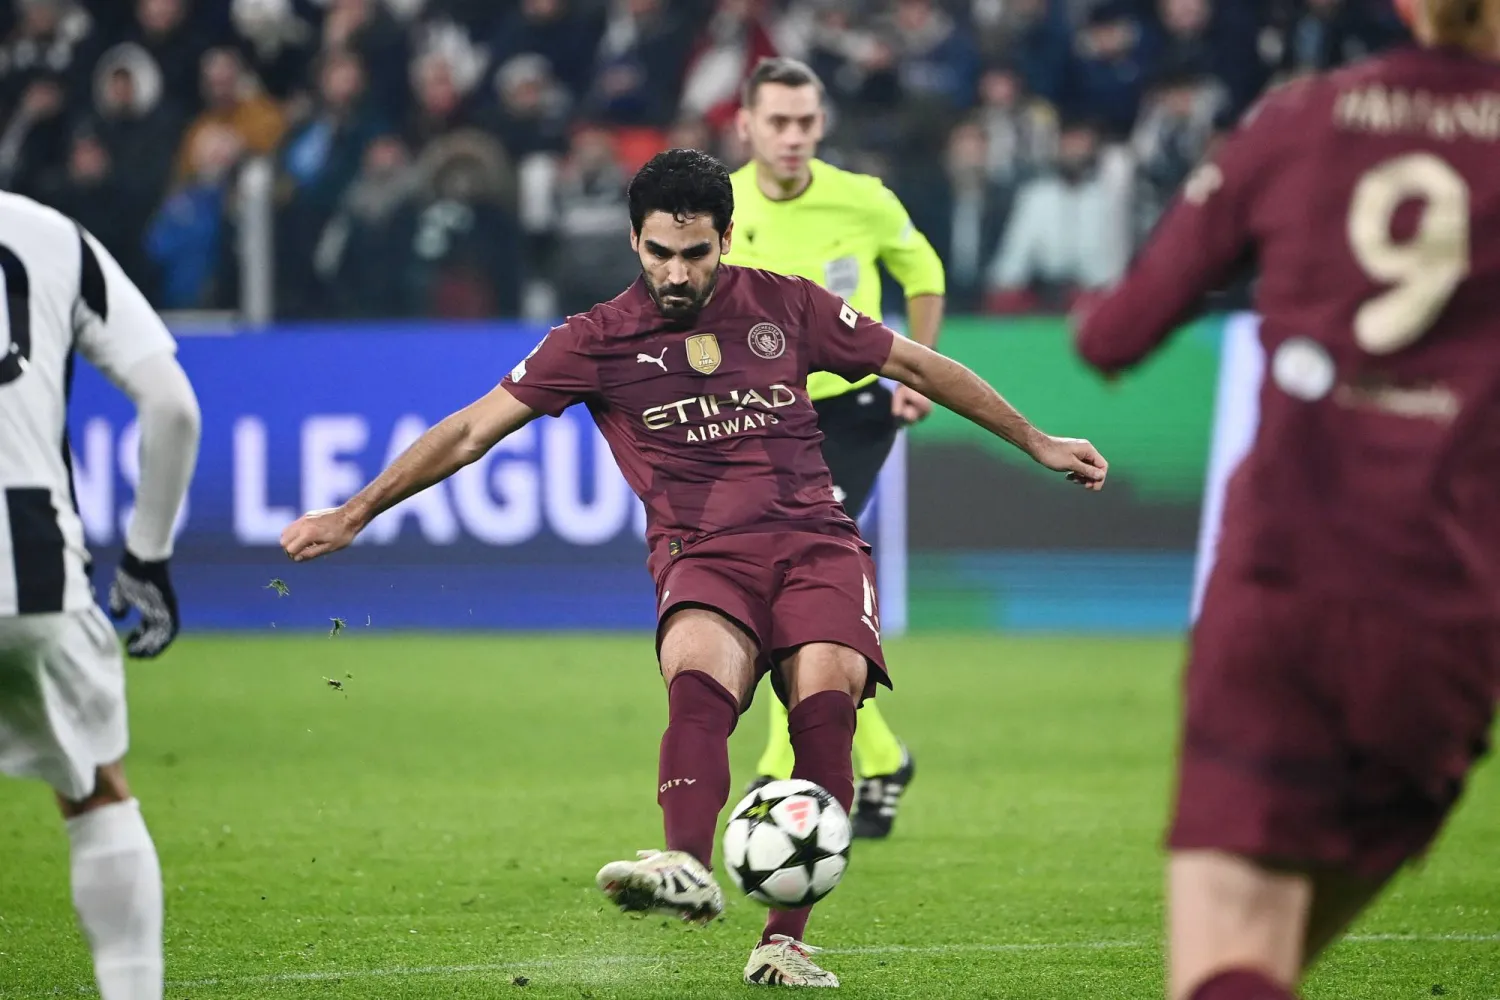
282,148,1107,987
1074,1,1500,997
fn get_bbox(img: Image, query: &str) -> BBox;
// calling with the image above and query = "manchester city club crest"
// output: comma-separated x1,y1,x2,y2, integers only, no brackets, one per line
686,334,721,374
747,322,786,360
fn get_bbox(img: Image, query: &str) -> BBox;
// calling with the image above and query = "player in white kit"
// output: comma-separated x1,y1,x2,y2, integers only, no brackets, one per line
0,193,200,999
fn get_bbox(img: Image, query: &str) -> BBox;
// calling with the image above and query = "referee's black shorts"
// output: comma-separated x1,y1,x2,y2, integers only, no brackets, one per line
814,382,900,519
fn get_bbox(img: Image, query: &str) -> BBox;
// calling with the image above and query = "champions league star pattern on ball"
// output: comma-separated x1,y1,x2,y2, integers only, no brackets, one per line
723,779,852,910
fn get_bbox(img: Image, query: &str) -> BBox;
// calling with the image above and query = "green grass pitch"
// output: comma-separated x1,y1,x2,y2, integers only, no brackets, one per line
1,633,1496,998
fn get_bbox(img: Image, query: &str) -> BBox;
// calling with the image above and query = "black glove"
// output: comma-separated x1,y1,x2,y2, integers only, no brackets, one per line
107,551,180,658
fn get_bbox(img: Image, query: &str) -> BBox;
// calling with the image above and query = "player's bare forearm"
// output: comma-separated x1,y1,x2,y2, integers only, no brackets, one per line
904,293,945,349
879,336,1108,489
342,417,477,529
281,386,536,560
344,388,536,528
880,336,1034,448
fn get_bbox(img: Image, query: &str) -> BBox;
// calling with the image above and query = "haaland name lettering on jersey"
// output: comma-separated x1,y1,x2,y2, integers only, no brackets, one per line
641,383,798,443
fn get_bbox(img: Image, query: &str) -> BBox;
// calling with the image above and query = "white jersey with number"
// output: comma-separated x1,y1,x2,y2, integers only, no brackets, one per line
0,193,176,617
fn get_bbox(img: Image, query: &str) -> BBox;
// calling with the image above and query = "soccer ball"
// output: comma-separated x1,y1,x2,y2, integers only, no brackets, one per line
722,779,851,910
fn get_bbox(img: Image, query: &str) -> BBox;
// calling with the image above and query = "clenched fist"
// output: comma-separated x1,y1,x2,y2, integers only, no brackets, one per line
281,506,360,562
1027,433,1109,491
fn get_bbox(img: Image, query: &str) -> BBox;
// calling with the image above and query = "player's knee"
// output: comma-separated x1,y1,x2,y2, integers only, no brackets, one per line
57,762,133,819
659,608,757,704
781,643,867,708
1174,850,1309,912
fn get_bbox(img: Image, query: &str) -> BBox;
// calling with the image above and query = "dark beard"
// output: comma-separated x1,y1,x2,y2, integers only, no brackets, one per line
1058,157,1097,185
646,267,719,325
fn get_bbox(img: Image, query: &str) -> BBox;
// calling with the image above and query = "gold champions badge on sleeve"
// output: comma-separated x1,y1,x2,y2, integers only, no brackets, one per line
685,334,722,374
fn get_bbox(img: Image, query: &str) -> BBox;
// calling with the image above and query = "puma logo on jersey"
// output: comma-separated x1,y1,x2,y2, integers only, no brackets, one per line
861,573,881,645
637,349,668,371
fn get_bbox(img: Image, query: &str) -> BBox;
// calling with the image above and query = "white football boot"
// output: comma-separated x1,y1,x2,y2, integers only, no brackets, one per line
744,935,840,987
595,849,724,925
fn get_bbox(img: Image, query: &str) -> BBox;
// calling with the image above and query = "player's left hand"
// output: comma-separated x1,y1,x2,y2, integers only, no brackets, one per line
1029,434,1108,491
107,551,181,658
281,506,360,562
890,385,933,424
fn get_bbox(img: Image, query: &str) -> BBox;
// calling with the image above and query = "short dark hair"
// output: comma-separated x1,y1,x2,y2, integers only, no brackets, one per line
741,57,824,109
1150,53,1209,91
1059,117,1103,138
628,148,734,236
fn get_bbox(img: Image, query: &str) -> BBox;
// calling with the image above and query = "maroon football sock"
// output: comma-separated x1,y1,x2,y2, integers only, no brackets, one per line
1188,969,1299,1000
658,670,739,868
761,690,857,946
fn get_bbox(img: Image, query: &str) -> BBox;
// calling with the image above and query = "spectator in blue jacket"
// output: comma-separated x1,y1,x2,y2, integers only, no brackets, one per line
1060,0,1147,139
583,0,693,127
147,122,242,308
278,47,386,315
987,0,1075,106
1140,0,1266,115
490,0,603,101
883,0,980,110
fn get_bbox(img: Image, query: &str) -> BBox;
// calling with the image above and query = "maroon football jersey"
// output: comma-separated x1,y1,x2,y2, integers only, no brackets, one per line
501,264,897,576
1076,47,1500,622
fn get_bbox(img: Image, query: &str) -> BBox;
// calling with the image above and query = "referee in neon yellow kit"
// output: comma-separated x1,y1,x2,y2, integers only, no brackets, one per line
728,57,946,839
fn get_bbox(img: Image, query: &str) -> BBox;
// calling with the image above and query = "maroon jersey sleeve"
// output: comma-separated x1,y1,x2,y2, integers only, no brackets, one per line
800,278,898,381
499,320,599,417
1072,87,1294,374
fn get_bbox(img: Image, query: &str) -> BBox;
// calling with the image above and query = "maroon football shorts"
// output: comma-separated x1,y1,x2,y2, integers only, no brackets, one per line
652,528,891,709
1169,572,1500,877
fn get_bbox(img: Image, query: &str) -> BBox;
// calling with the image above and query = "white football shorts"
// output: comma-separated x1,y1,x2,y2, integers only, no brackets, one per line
0,606,127,801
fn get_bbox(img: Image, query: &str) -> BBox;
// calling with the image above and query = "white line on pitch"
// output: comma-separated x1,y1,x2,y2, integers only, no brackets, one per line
161,942,1147,990
1346,933,1500,943
7,933,1498,998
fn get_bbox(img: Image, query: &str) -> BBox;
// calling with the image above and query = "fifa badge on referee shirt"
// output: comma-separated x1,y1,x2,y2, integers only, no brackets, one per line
686,334,721,374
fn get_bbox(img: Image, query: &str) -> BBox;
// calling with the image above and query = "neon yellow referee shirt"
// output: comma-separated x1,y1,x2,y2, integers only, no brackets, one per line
727,158,946,401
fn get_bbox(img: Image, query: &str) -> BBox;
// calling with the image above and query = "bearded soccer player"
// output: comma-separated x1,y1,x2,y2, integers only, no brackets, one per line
283,149,1106,987
727,57,943,839
1074,2,1500,997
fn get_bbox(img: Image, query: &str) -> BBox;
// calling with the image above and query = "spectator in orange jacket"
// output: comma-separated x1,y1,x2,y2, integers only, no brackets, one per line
174,46,284,182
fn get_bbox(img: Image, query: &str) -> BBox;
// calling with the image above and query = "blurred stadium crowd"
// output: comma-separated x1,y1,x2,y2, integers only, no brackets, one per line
0,0,1408,320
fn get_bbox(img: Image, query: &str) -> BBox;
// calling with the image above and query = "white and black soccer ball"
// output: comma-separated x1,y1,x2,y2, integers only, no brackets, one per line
722,779,851,910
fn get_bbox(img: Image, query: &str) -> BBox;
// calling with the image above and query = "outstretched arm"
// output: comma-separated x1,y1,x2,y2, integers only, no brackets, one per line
878,335,1108,490
802,276,1102,488
1073,88,1279,374
281,385,538,561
